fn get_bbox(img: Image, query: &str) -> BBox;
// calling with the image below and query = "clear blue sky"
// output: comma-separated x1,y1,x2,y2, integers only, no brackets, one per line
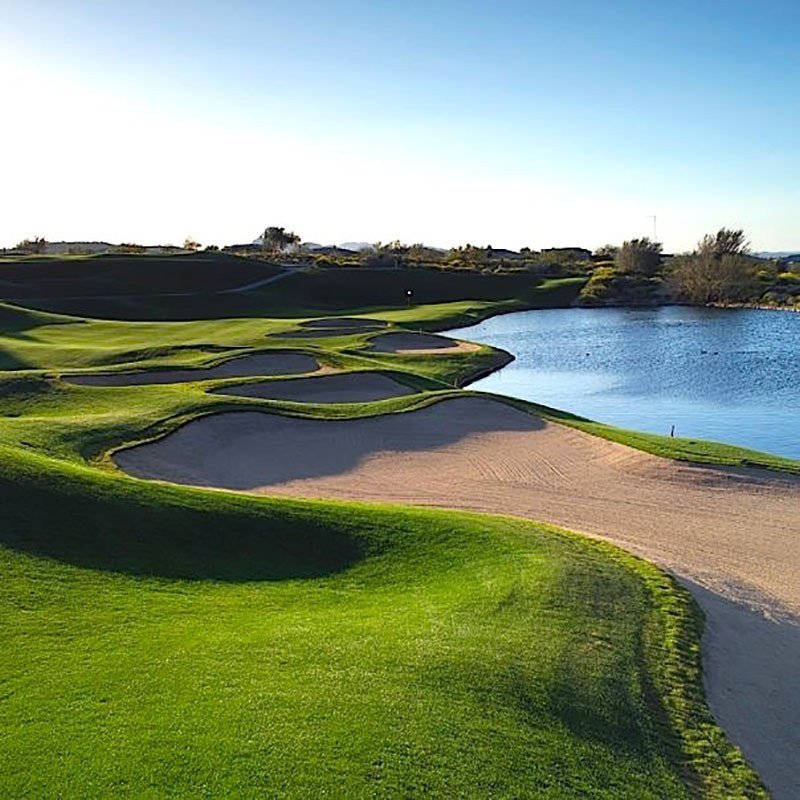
2,0,799,250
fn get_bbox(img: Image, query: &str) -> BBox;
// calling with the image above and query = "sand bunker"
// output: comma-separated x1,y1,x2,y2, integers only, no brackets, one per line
275,328,377,339
302,317,387,330
271,317,389,339
369,332,479,354
115,396,800,797
213,372,415,403
66,352,319,386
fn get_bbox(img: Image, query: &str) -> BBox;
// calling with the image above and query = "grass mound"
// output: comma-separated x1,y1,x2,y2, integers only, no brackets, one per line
0,447,764,797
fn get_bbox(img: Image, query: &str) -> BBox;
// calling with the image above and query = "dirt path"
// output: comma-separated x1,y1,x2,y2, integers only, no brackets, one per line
114,397,800,798
220,266,309,294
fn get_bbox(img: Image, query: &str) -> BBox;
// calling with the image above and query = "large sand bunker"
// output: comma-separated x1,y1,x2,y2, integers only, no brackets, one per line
213,372,415,403
115,396,800,797
369,332,480,354
66,352,319,386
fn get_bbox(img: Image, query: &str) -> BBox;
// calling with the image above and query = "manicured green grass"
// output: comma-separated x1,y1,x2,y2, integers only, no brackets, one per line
0,448,764,797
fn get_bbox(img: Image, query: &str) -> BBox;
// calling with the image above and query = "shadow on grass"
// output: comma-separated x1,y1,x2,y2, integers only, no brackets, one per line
0,346,34,371
0,452,360,581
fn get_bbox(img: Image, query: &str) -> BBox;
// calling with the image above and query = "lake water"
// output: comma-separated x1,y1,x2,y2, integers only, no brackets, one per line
447,306,800,460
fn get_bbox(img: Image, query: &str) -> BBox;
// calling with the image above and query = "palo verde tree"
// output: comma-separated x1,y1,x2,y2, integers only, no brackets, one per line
669,228,754,304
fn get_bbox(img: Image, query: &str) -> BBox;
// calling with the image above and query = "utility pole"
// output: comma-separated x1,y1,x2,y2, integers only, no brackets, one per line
648,215,658,241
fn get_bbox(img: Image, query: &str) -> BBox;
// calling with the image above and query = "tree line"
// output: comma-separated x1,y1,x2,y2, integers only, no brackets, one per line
605,228,755,303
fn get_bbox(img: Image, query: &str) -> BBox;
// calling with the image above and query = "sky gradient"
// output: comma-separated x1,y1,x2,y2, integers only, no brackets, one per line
2,0,799,251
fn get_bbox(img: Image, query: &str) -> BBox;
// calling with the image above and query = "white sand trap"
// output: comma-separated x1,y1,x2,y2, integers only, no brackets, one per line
272,317,389,339
369,331,480,354
115,396,800,797
302,317,387,330
66,352,319,386
213,372,415,403
275,328,376,339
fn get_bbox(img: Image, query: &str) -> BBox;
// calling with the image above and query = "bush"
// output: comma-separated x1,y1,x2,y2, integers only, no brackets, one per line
615,238,663,276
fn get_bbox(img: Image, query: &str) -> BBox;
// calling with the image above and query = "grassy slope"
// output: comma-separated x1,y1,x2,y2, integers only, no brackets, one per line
0,448,763,798
1,252,585,320
0,252,282,298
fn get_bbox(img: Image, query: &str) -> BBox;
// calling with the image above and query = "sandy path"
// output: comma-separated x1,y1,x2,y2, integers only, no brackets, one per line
114,398,800,797
66,352,320,386
368,332,480,355
213,372,415,403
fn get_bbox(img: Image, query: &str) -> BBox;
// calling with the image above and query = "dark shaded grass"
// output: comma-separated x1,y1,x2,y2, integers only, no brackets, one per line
13,262,586,321
0,447,358,580
0,253,280,298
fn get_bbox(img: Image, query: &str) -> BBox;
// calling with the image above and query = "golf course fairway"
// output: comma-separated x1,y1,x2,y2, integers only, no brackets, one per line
0,273,785,798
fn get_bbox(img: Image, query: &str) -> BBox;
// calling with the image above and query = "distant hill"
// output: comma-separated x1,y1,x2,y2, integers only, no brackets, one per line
338,242,374,252
755,251,800,260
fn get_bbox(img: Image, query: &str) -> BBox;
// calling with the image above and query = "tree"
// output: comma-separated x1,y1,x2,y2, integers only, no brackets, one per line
594,244,619,260
711,227,749,258
615,238,662,276
183,237,201,252
262,226,300,253
15,236,47,254
669,228,754,303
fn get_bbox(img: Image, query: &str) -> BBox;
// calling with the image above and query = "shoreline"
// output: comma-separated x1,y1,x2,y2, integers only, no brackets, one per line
709,300,799,313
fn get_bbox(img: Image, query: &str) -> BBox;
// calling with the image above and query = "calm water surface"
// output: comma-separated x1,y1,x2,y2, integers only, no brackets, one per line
447,306,800,460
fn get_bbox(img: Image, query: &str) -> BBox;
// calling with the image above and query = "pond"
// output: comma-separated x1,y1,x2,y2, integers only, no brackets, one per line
446,306,800,460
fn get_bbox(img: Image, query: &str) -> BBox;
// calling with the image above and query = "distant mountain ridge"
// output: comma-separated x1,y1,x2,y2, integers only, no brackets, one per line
755,251,800,259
